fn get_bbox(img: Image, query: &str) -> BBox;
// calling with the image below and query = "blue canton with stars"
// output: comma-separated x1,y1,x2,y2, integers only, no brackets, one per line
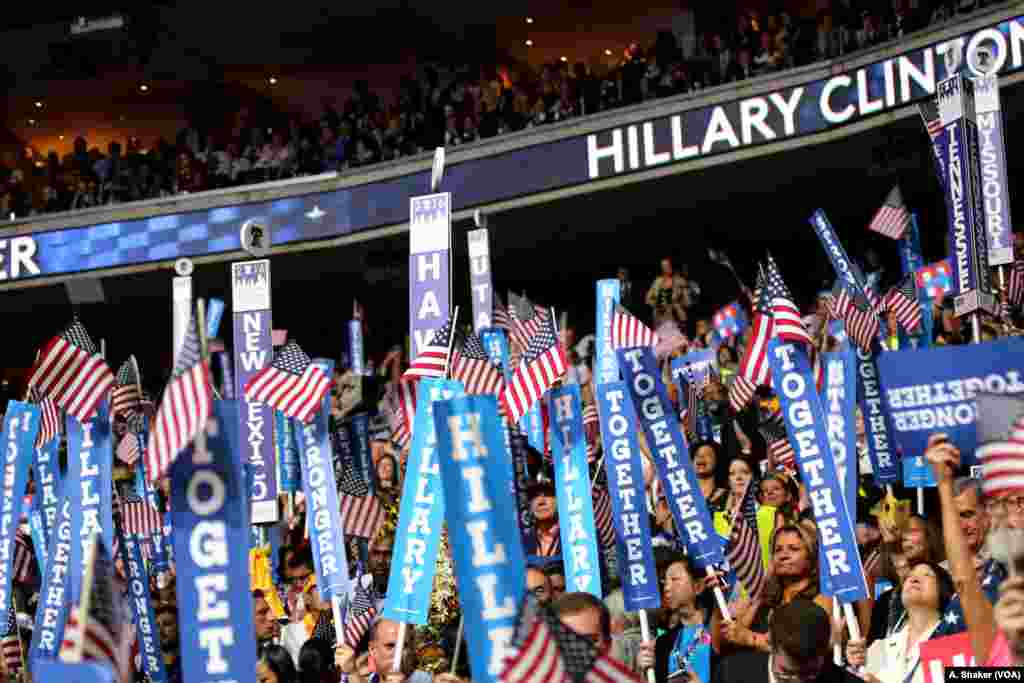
935,559,1007,637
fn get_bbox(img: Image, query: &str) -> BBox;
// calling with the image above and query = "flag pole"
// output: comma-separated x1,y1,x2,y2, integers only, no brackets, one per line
444,307,461,381
450,615,464,675
13,591,26,674
195,300,210,456
72,531,102,662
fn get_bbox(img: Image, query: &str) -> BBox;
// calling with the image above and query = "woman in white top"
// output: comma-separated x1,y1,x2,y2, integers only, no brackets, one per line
846,561,955,683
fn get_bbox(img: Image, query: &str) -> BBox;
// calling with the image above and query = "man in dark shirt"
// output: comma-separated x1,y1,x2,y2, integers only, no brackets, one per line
765,600,861,683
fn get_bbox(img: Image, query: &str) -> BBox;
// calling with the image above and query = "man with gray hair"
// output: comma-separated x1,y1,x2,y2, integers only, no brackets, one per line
604,588,643,673
943,476,992,582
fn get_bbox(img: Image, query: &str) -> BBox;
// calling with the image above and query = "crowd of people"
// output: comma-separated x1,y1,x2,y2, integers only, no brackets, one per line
0,0,998,221
0,222,1021,683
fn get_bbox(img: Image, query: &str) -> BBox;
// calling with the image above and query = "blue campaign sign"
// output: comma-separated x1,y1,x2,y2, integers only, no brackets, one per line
33,660,116,683
383,378,464,625
171,401,257,683
29,495,72,666
855,345,901,484
65,405,113,604
595,382,660,612
481,328,512,381
0,403,38,616
28,510,47,576
349,319,365,375
595,279,621,385
121,532,168,683
522,402,545,454
670,350,717,385
768,341,868,603
295,359,350,601
276,410,301,493
351,413,375,494
617,347,724,569
548,385,601,598
821,351,858,517
434,395,525,683
33,437,61,548
877,337,1024,469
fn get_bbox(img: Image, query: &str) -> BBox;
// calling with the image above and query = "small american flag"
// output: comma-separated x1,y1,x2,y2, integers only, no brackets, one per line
146,312,213,483
765,257,813,346
12,530,35,585
0,604,20,673
884,275,922,332
115,433,141,465
760,419,796,473
122,497,161,537
29,385,61,448
725,481,766,599
244,341,332,423
451,331,504,396
343,574,378,648
501,598,639,683
841,289,881,351
508,292,546,352
493,293,514,335
582,404,600,461
610,304,659,351
61,534,125,676
503,311,568,425
918,99,943,141
403,317,455,380
591,486,616,549
384,382,413,448
729,268,773,413
868,185,912,240
338,466,385,539
28,320,115,423
111,357,142,419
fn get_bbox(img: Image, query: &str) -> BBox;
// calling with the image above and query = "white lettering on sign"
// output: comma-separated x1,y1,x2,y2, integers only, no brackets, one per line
445,411,518,676
947,122,971,293
855,348,894,473
773,345,855,583
0,236,41,281
587,20,1024,180
887,371,1024,432
550,391,595,593
302,424,341,581
185,430,236,676
37,499,72,654
396,383,455,598
621,349,710,549
602,389,649,589
125,537,163,675
35,444,58,533
0,418,21,610
824,360,851,515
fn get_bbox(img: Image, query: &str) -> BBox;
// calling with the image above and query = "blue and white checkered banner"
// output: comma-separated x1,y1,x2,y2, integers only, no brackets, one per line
548,384,601,598
821,351,858,517
121,531,168,683
616,347,724,569
66,404,113,604
596,382,660,612
33,436,61,549
595,279,621,385
295,359,350,601
434,395,525,683
383,378,464,625
29,494,72,667
171,400,256,683
0,404,38,619
769,341,868,603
